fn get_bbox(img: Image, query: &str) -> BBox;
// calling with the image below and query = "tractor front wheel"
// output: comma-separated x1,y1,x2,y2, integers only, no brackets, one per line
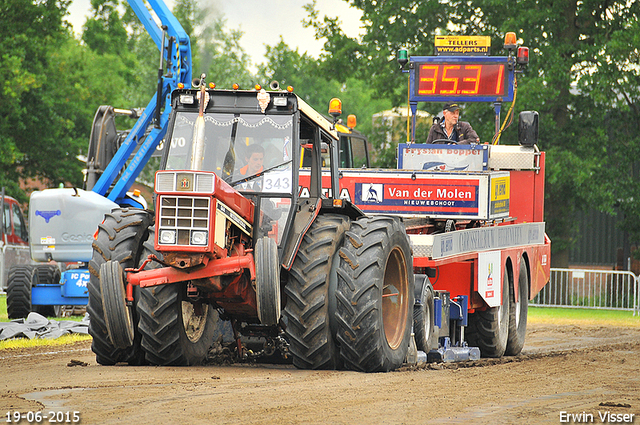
255,237,281,326
413,278,436,353
88,208,151,365
99,260,135,349
138,283,217,366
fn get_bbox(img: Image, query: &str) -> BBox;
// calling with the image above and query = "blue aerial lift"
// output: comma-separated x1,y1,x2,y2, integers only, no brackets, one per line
5,0,192,319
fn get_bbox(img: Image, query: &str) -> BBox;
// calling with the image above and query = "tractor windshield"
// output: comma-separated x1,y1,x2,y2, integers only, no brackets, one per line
166,112,294,188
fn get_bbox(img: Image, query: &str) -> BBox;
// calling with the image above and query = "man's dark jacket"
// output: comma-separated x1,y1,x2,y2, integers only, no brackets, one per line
426,121,479,144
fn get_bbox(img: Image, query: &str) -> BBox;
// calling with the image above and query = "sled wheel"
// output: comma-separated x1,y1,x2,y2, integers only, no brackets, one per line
506,258,529,356
255,237,281,326
413,278,436,352
335,216,414,372
99,260,134,349
466,263,511,358
284,214,349,370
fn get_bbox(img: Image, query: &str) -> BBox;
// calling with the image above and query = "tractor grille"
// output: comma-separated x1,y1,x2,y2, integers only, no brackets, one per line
155,171,215,193
158,195,210,246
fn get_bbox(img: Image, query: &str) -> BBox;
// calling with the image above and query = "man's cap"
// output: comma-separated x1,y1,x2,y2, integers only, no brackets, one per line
443,102,460,112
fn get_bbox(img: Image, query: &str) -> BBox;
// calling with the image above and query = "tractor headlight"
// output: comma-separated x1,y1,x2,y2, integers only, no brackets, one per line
159,229,176,244
191,230,208,246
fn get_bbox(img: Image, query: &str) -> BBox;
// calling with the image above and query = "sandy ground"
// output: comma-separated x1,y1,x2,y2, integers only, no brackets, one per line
1,322,639,425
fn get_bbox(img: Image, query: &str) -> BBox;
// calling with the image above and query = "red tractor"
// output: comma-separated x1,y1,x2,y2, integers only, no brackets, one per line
92,33,550,372
90,79,414,371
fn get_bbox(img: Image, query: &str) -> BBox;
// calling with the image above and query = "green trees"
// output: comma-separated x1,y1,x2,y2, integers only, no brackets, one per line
0,0,86,200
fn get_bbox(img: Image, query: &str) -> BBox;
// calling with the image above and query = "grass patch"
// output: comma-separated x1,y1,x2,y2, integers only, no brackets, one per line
529,306,640,327
0,294,6,321
0,333,91,351
1,294,91,351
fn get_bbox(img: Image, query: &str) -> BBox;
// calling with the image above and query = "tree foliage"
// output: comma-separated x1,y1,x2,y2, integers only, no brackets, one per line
0,0,86,201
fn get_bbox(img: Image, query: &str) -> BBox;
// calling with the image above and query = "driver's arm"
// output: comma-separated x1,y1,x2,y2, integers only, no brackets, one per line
425,124,440,144
458,122,480,144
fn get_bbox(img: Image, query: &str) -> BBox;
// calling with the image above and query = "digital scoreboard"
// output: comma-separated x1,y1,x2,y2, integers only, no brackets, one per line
409,57,514,103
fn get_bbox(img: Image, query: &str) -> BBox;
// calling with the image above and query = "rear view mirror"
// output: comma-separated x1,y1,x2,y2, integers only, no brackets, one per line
518,111,539,147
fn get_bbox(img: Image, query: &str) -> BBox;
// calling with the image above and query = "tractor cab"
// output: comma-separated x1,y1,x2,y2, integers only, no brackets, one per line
160,84,345,250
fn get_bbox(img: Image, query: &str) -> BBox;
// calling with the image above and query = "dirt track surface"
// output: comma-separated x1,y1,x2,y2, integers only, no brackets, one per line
1,323,639,424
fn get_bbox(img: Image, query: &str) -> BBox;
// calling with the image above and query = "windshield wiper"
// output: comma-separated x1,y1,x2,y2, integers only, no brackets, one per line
230,161,291,187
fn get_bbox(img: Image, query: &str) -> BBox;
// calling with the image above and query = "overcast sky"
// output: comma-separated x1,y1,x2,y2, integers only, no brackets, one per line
67,0,363,68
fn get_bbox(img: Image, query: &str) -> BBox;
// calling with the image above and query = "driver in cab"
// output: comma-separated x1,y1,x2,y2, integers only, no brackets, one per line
239,144,264,176
426,102,480,145
236,144,265,191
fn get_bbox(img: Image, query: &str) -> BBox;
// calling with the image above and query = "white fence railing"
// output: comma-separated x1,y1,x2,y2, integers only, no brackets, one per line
531,268,639,316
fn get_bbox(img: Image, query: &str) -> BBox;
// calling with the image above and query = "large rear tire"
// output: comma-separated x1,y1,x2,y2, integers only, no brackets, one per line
6,266,33,319
137,229,218,366
466,263,511,358
88,208,152,365
506,258,529,356
283,214,349,370
335,216,414,372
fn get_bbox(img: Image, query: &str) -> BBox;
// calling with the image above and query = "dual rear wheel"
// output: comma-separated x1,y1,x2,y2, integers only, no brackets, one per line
285,214,415,372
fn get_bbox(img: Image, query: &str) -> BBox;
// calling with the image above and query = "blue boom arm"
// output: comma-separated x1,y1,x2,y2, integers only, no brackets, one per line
91,0,192,205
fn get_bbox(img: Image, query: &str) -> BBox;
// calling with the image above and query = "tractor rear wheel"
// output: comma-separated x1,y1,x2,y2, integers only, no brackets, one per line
466,263,511,358
137,229,217,366
6,266,33,319
335,216,414,372
506,258,529,356
284,214,350,370
88,208,152,365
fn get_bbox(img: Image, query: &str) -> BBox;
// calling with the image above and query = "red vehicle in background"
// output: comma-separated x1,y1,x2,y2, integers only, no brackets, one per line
1,192,31,292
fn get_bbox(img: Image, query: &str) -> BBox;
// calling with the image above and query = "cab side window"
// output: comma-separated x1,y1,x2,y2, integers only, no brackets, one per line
351,137,369,169
3,204,10,235
12,205,28,241
339,136,352,168
299,118,315,168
